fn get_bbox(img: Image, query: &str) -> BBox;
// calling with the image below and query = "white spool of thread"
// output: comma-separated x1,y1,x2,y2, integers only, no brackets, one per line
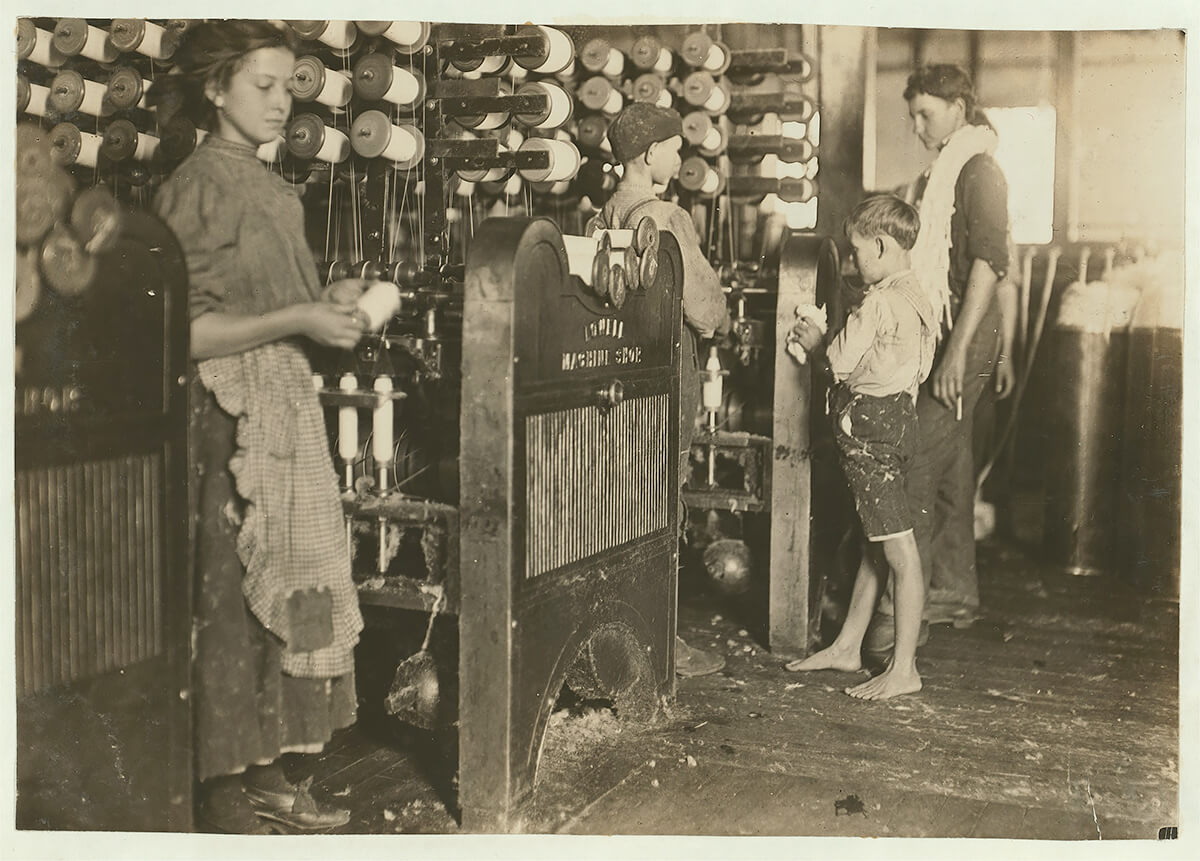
312,373,324,391
383,66,420,106
602,87,624,116
701,125,723,152
382,21,425,47
315,126,351,164
135,20,167,58
455,179,476,197
338,373,359,462
319,69,353,108
655,89,673,109
517,138,580,183
320,21,356,50
73,131,102,168
527,26,574,75
702,42,728,72
79,25,119,63
477,55,508,76
27,27,65,67
356,281,402,332
562,234,599,283
502,174,522,196
24,83,50,117
653,47,673,74
257,136,284,162
700,166,721,195
601,48,624,78
372,376,394,465
540,83,571,130
475,109,509,131
380,124,421,164
132,131,160,161
75,77,108,117
704,83,729,114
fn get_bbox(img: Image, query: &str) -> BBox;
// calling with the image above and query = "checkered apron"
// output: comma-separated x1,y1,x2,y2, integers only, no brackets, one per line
198,341,363,678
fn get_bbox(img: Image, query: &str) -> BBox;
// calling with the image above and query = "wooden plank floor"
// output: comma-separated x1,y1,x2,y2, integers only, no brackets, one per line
288,539,1179,839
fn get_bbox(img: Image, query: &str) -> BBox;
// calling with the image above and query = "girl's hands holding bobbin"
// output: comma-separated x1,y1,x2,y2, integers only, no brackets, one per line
296,301,365,350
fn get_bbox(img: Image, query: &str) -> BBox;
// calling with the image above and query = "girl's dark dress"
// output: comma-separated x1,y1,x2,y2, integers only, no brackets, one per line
155,136,362,780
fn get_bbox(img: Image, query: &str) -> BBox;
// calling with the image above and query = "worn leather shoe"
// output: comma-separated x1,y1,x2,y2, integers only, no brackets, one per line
245,777,350,831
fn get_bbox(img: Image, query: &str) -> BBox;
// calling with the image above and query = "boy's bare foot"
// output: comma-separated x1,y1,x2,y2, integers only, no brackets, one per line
845,666,922,700
785,645,862,673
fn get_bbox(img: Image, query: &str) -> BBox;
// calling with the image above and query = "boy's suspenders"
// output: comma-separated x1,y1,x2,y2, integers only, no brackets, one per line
601,195,661,232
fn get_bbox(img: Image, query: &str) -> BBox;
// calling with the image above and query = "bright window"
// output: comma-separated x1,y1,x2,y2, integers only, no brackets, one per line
986,106,1056,245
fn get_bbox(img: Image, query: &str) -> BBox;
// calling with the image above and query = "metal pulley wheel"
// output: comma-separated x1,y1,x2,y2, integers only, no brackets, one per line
638,248,659,289
16,167,73,247
592,231,612,299
623,244,641,291
16,246,43,323
608,264,628,309
40,224,97,296
71,185,123,254
634,215,659,255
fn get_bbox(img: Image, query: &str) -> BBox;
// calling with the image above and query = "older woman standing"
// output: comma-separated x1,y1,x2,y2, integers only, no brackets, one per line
867,65,1009,651
151,21,370,833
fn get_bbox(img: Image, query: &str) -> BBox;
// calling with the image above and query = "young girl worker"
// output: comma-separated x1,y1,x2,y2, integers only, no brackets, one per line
785,196,937,700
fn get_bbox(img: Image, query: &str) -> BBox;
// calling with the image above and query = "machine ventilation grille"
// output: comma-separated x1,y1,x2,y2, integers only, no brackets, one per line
16,454,165,696
525,394,670,578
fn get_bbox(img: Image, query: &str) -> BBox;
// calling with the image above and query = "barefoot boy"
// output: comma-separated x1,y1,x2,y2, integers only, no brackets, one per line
786,195,936,700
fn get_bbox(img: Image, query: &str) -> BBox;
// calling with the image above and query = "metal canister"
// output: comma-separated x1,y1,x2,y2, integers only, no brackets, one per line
1043,278,1141,574
1117,259,1183,600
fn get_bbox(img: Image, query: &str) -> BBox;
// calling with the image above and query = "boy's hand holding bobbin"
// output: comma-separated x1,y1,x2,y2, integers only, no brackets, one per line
786,302,828,363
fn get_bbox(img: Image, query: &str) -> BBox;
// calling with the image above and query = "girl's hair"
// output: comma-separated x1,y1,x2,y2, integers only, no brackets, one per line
903,64,994,130
149,20,299,129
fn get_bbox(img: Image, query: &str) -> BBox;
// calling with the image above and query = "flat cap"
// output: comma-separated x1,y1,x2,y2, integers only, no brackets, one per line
608,102,683,163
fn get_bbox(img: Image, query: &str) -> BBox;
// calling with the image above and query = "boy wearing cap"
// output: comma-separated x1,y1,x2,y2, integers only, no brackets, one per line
604,102,731,678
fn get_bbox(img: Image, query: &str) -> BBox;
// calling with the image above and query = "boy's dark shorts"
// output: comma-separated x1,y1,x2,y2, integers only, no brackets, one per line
831,386,917,542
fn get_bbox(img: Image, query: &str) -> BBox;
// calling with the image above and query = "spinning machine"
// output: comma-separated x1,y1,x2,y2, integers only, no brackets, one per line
15,18,853,830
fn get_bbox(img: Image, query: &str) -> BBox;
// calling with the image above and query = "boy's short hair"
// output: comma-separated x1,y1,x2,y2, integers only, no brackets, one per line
844,195,921,251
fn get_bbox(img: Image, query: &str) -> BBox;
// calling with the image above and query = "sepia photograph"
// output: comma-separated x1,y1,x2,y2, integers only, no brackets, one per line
7,1,1195,856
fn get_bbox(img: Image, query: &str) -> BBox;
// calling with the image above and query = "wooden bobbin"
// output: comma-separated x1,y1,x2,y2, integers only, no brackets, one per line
289,20,358,51
516,138,580,183
49,70,107,117
109,19,180,60
356,20,430,54
351,111,424,169
104,66,152,113
49,122,101,168
514,81,573,130
17,19,66,68
287,114,351,164
513,25,575,76
580,38,624,78
681,32,731,75
292,56,353,108
53,19,119,63
353,53,424,110
101,119,160,162
631,36,673,74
